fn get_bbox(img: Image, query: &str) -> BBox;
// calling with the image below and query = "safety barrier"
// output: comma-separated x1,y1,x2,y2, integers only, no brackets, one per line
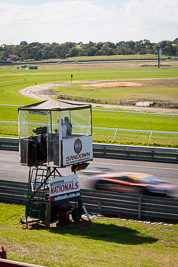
0,180,178,221
0,137,178,163
0,137,19,151
93,143,178,163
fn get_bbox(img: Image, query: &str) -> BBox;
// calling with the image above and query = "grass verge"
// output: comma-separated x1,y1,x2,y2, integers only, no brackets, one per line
0,203,177,267
1,105,177,147
0,64,177,147
0,67,178,105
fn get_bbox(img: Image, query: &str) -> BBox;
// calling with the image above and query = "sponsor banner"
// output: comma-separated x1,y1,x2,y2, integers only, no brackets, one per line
50,191,81,206
49,174,81,205
62,135,93,166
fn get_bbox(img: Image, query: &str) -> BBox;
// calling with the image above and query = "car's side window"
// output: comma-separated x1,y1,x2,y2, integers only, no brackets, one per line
122,176,132,183
115,176,124,181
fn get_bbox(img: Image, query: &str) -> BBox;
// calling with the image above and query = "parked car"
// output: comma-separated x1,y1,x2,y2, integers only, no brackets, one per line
93,172,175,197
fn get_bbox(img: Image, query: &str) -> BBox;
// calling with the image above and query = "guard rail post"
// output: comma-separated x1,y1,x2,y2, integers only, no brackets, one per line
138,196,143,220
149,131,153,144
114,129,118,141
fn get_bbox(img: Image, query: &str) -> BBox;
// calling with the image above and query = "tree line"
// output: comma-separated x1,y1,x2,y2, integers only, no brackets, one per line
0,39,177,61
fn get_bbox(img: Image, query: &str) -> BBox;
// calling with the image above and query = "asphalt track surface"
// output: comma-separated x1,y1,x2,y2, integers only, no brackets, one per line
0,150,178,197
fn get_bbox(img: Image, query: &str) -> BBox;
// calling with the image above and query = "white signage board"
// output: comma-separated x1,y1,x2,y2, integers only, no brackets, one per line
49,174,80,205
159,48,162,57
62,135,93,166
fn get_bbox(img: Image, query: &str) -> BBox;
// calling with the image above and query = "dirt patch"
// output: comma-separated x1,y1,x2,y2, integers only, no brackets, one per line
140,64,171,68
86,81,142,88
82,78,178,88
19,83,60,100
18,78,178,114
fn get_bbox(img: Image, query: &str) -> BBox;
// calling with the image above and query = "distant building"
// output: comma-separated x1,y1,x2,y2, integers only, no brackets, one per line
6,55,20,61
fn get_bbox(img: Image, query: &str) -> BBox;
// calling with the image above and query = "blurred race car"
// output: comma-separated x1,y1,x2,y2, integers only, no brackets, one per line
93,172,175,197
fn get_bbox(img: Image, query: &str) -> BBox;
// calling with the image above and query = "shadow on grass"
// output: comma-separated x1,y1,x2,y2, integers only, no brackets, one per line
38,220,158,245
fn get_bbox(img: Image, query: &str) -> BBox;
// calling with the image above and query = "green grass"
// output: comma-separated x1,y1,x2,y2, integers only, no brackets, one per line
0,66,178,146
18,54,159,63
0,203,177,267
56,83,178,104
0,67,178,105
92,110,178,146
56,53,159,62
1,105,177,146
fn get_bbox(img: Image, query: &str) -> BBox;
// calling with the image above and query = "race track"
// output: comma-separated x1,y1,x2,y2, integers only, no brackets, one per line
0,150,177,197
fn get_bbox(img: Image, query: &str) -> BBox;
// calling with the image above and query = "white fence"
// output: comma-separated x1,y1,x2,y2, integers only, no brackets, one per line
0,121,178,145
93,127,178,144
93,109,178,123
0,105,178,145
1,104,178,120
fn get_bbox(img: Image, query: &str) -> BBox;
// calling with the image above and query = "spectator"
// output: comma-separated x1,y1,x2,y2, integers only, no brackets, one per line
55,119,67,138
64,117,72,136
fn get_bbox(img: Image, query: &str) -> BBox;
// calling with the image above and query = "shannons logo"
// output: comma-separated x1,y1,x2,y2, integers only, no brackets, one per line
74,138,82,154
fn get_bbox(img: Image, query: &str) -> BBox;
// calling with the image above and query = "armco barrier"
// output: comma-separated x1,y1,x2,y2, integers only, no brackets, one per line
93,143,178,163
0,137,178,163
0,180,178,221
0,137,19,151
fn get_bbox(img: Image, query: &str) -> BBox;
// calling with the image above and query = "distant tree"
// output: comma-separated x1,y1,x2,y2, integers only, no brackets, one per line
88,41,95,47
1,44,10,58
127,41,135,50
20,41,28,46
0,39,176,60
100,42,116,55
106,42,117,49
42,45,52,59
29,42,41,47
116,44,133,55
95,42,104,50
68,47,80,57
158,40,177,56
63,42,76,51
87,46,97,56
55,43,75,58
116,41,125,47
164,43,176,56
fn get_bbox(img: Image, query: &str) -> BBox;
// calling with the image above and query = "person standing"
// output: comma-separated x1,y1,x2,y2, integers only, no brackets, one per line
64,117,72,136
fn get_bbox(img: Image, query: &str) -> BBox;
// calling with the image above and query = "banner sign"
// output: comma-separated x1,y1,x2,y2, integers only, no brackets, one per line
49,174,81,205
62,135,93,166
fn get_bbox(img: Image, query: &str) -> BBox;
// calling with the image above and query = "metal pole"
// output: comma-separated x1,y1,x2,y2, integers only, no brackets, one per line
149,131,153,144
158,48,160,68
114,129,118,141
138,196,143,220
158,47,162,69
